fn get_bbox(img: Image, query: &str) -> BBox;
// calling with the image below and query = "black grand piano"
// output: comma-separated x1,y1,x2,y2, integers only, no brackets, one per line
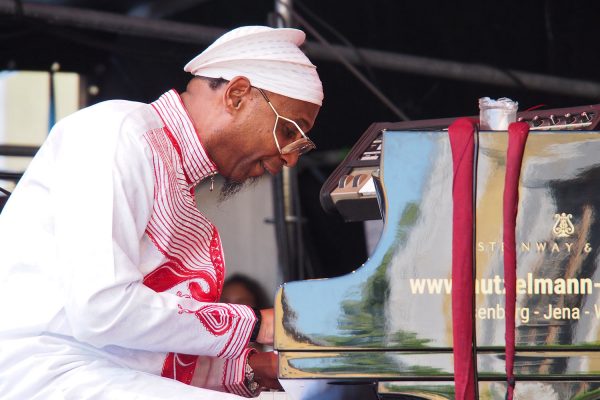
274,105,600,399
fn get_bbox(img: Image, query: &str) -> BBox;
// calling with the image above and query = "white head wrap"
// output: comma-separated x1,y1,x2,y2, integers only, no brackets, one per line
184,26,324,106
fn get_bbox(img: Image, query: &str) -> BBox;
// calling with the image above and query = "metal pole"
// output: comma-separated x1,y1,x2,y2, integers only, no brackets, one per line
272,0,304,280
275,0,292,28
0,145,39,157
0,0,225,45
303,43,600,100
1,0,600,99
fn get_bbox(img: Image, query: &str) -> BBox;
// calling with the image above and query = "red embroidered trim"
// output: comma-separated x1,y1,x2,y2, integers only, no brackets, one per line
194,304,235,336
143,128,221,300
170,90,217,176
150,91,216,184
143,260,218,298
142,93,228,384
175,302,255,359
222,348,255,397
209,226,225,299
217,305,255,359
161,352,199,385
162,125,191,184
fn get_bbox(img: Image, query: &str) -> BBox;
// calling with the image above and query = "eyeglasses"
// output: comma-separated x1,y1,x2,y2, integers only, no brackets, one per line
256,88,316,156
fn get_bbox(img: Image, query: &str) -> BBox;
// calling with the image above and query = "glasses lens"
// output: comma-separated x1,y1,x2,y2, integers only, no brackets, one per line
272,109,316,155
280,138,316,155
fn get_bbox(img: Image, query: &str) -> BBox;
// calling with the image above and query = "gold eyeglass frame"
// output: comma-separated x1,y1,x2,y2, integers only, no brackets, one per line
256,87,316,156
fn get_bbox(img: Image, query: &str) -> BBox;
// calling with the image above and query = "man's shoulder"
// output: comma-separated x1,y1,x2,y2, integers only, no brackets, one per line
53,99,163,139
70,99,153,125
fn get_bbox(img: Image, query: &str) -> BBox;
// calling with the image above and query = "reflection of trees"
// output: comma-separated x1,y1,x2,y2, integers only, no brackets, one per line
380,383,455,399
524,168,600,341
281,201,446,376
315,202,429,348
289,353,446,376
572,386,600,400
281,291,318,345
289,202,445,376
516,168,600,384
324,261,430,348
520,205,595,349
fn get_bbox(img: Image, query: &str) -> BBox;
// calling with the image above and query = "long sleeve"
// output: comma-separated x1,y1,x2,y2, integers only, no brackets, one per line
0,95,264,400
48,103,256,357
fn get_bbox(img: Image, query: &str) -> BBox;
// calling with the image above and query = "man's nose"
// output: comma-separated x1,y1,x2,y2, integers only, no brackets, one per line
280,151,300,168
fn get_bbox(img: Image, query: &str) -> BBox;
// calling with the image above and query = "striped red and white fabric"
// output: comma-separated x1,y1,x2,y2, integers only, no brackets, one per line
141,90,255,392
223,348,257,397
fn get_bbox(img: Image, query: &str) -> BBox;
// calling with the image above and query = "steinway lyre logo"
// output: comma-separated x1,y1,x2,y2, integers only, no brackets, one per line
553,213,575,238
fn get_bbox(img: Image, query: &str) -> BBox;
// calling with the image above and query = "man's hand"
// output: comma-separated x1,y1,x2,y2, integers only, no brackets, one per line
255,308,274,345
248,351,281,390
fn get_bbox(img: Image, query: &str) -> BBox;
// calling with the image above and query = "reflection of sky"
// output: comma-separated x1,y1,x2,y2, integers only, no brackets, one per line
282,132,434,338
386,134,454,347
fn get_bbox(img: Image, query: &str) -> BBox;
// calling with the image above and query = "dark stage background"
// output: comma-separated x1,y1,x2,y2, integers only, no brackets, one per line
3,0,600,279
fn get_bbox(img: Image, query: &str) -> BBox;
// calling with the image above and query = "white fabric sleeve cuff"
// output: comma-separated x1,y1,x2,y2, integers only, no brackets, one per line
223,347,259,398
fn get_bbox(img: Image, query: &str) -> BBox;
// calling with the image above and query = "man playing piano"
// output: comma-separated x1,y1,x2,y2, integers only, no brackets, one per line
0,26,322,399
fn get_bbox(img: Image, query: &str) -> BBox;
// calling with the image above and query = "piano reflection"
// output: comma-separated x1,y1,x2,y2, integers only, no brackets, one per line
274,105,600,399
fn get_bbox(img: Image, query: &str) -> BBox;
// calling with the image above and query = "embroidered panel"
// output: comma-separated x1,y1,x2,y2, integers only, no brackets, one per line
142,126,227,383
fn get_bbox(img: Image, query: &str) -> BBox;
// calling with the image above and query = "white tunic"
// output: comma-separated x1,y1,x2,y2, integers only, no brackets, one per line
0,90,257,399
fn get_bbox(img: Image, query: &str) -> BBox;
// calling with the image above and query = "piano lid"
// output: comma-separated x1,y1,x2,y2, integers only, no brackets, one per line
277,128,600,399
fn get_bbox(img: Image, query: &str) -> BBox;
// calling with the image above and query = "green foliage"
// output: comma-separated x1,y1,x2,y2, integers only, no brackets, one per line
295,201,444,376
572,387,600,400
289,353,447,376
381,383,455,398
317,201,429,348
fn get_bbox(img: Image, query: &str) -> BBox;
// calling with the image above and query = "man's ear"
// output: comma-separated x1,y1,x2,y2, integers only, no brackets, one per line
224,76,252,113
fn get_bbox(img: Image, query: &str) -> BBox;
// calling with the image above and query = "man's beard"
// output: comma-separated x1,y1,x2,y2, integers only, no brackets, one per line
219,177,259,203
